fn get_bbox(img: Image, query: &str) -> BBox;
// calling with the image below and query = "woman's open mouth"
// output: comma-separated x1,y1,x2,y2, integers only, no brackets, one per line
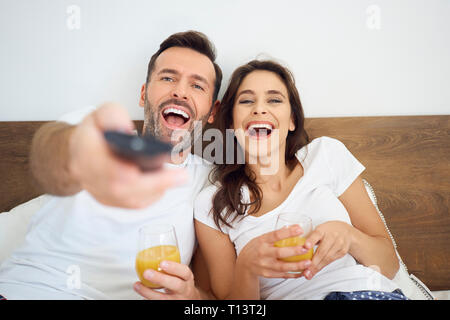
246,121,274,139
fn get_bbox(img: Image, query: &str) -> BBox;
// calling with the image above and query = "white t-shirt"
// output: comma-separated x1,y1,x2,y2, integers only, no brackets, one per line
194,136,399,300
0,107,212,300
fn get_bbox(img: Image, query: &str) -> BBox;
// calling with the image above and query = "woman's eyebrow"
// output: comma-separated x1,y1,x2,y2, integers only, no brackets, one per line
237,89,255,97
266,90,286,98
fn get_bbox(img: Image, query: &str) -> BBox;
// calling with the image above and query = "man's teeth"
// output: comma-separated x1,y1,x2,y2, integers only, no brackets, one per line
163,108,190,120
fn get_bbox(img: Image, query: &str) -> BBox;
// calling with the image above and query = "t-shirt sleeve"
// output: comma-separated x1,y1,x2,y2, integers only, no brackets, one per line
322,137,365,197
194,185,224,232
57,106,97,125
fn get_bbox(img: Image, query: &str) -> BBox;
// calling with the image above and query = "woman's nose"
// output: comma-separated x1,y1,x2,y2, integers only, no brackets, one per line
252,103,267,115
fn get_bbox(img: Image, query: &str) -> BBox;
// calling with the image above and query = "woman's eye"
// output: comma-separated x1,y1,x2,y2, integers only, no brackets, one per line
268,98,282,103
238,99,253,104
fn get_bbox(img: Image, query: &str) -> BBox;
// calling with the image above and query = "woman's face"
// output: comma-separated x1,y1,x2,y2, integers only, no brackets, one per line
232,70,295,161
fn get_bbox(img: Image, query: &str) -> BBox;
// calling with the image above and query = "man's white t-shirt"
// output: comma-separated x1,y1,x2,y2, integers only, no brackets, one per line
0,107,211,299
194,136,399,300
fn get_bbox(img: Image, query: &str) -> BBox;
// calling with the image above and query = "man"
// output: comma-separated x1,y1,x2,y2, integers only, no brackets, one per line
0,31,221,299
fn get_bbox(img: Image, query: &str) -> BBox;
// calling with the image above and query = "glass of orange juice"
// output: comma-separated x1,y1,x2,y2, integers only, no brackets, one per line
135,224,181,289
274,212,313,273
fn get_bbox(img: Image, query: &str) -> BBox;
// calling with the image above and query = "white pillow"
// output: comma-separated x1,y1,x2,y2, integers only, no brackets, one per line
0,195,50,264
362,179,435,300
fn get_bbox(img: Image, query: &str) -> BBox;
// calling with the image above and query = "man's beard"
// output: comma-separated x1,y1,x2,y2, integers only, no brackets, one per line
142,97,210,153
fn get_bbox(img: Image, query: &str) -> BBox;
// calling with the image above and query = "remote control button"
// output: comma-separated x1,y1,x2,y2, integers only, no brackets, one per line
130,137,145,151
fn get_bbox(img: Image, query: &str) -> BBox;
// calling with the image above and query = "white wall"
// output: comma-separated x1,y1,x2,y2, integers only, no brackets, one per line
0,0,449,121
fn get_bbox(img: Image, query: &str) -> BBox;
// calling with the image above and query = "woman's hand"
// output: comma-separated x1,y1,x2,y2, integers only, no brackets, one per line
236,225,313,279
302,221,353,280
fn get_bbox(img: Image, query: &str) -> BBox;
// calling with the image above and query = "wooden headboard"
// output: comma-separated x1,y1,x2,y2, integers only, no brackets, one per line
0,116,449,291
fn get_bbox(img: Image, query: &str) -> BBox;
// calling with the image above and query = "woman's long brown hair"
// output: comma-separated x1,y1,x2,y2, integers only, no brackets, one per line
210,60,310,231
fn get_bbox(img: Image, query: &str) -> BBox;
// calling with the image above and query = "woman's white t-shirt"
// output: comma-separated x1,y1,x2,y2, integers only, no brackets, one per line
194,136,399,300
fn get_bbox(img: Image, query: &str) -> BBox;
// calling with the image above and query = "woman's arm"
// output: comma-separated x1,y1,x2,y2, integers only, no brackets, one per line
339,176,399,278
303,176,399,280
195,220,311,299
194,220,258,299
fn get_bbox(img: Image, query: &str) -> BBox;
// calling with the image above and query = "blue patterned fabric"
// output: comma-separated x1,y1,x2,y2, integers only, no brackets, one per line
324,289,408,300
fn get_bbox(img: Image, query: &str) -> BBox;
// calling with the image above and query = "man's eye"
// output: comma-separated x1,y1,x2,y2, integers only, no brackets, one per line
193,84,204,91
161,77,173,82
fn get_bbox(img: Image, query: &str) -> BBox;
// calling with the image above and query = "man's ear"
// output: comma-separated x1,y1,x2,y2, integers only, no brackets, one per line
139,84,146,107
207,100,220,124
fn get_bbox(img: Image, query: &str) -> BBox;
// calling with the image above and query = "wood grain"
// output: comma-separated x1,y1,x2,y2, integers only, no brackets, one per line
305,116,450,291
0,115,449,291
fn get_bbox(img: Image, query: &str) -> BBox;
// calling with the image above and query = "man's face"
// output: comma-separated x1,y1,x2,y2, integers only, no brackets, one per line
140,47,217,149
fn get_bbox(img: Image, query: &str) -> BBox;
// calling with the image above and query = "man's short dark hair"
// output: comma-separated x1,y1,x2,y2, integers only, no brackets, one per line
146,30,222,102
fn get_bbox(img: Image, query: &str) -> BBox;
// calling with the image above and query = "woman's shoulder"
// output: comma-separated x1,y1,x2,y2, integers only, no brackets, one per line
297,136,345,158
309,136,345,148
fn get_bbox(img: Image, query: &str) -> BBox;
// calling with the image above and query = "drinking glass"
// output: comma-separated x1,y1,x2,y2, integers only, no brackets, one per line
274,212,314,266
135,224,181,289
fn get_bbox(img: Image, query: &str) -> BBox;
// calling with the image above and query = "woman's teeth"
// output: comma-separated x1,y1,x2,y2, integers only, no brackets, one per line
247,123,273,137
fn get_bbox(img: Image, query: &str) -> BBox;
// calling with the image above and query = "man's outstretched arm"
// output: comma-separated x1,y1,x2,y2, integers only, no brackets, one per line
29,103,188,208
30,121,80,196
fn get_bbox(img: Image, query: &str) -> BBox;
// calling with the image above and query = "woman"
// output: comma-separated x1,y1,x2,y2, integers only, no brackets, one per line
194,60,407,300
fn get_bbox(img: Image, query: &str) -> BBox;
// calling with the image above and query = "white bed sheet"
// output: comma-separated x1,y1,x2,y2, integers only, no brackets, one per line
0,195,448,300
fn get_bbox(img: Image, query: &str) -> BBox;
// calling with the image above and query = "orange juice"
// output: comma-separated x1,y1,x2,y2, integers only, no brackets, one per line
274,236,313,262
135,245,181,288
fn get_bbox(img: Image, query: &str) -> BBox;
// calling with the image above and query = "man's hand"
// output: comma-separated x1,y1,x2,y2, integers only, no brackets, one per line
133,261,205,300
68,103,189,208
31,102,188,208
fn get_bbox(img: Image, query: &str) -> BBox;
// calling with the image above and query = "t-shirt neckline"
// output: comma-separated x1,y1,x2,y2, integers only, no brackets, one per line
241,144,309,221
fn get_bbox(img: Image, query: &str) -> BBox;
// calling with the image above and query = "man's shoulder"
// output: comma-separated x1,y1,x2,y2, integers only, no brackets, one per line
186,153,213,171
57,106,97,125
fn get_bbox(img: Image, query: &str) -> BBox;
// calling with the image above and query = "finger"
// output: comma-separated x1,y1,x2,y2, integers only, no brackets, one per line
264,225,303,244
304,239,334,280
303,229,324,250
259,268,304,279
159,260,193,282
133,282,167,300
272,259,312,273
129,169,189,204
140,168,189,191
143,268,185,294
273,244,310,260
94,102,136,133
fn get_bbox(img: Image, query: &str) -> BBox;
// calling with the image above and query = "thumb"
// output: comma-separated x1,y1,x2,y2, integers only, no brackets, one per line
264,225,303,244
93,102,136,134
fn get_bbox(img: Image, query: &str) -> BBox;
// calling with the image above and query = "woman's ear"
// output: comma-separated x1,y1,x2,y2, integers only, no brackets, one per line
139,84,146,107
289,115,296,131
207,100,221,124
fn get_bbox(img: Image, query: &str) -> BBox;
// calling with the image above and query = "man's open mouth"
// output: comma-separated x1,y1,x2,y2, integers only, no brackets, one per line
246,122,275,139
161,106,192,129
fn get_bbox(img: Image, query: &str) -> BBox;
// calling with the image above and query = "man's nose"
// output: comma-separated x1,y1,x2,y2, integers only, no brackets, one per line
171,81,188,100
